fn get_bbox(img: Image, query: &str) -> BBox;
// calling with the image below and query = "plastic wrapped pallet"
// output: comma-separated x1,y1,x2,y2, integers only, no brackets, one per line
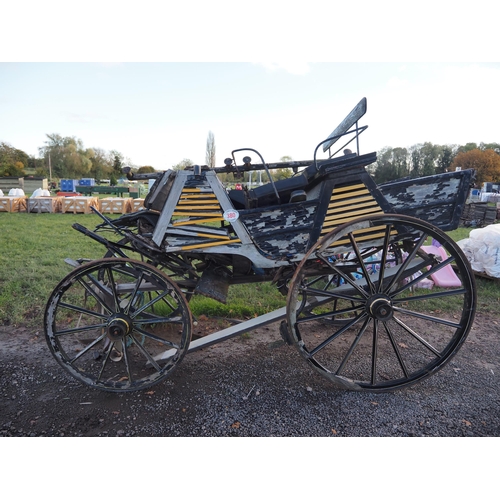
27,197,62,213
457,224,500,278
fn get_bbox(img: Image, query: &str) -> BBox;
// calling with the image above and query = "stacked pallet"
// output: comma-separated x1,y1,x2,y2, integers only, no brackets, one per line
61,196,99,214
99,197,132,214
0,197,27,212
461,203,498,227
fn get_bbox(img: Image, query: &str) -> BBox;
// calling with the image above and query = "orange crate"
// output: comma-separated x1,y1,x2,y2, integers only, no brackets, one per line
131,198,145,212
61,196,99,214
99,197,132,214
0,196,27,212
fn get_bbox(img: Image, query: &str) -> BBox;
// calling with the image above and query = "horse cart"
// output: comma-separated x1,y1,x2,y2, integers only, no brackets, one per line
44,98,477,393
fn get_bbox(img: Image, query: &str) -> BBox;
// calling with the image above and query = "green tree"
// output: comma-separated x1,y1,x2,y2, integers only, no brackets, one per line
205,131,216,169
437,145,455,173
172,159,193,170
89,148,113,182
456,142,478,154
39,134,93,178
271,155,294,181
409,144,423,178
392,147,409,178
420,142,440,177
112,153,123,176
370,147,398,184
137,166,155,174
0,142,29,176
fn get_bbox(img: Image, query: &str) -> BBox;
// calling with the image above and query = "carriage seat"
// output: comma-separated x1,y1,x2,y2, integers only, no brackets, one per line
228,162,320,209
227,152,367,210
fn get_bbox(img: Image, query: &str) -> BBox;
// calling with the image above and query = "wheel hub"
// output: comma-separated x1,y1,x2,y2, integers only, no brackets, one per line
366,294,393,321
106,314,132,340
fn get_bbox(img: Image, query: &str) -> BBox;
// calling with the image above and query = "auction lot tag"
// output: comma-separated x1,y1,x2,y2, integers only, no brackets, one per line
223,209,239,222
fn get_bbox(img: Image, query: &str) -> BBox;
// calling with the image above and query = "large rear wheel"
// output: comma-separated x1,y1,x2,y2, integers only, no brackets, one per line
286,214,476,392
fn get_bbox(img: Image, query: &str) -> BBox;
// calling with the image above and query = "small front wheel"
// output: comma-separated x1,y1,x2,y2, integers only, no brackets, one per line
44,258,192,392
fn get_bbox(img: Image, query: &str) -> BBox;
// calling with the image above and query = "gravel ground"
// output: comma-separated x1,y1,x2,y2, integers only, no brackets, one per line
1,312,499,438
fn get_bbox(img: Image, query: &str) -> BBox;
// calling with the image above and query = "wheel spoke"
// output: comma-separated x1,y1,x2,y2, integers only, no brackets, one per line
348,232,376,295
296,304,365,323
392,288,467,304
77,274,115,314
391,255,457,296
121,339,133,386
299,282,364,303
105,266,121,312
69,331,107,364
132,326,181,350
335,316,371,375
370,320,379,385
392,306,462,329
391,315,442,357
309,313,368,357
57,301,108,321
384,231,428,294
54,321,108,337
383,322,410,379
130,289,172,318
317,254,370,298
376,224,393,293
129,335,164,372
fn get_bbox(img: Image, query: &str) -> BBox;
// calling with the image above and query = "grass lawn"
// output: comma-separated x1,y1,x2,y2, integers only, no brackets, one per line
0,212,498,327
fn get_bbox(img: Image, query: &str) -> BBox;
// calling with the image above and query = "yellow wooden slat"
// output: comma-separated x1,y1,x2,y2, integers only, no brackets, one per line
330,183,366,193
192,233,230,240
323,208,385,225
172,206,221,213
173,210,222,216
326,202,382,216
179,194,217,199
328,195,377,208
181,239,241,251
328,188,371,201
173,217,225,226
176,201,222,208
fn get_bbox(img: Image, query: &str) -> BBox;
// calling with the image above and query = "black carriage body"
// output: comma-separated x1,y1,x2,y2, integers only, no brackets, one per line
49,97,478,393
133,152,472,267
136,152,388,265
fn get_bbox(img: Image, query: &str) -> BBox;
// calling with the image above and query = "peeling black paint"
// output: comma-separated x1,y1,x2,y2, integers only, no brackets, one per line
379,170,474,231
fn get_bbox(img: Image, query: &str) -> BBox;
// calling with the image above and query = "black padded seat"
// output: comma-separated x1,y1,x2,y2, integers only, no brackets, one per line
227,188,248,210
227,153,372,210
246,172,310,207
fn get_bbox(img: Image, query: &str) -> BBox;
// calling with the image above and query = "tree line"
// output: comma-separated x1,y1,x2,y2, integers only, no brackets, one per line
2,133,500,188
368,141,500,186
0,134,153,185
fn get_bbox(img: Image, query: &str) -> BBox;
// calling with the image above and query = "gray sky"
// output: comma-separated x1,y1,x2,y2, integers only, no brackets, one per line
2,2,497,170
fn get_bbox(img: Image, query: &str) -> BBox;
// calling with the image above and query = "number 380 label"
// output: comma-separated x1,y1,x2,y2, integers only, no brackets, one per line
223,210,239,222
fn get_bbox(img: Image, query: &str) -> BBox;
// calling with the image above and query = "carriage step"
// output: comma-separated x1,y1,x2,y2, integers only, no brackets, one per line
194,266,230,303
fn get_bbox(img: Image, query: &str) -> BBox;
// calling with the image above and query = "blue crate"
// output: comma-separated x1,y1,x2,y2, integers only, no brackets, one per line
60,179,78,192
79,178,95,187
